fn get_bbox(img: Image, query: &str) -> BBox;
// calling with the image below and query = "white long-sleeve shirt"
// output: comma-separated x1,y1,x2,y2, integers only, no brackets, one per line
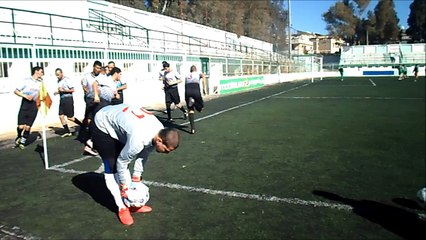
94,104,164,184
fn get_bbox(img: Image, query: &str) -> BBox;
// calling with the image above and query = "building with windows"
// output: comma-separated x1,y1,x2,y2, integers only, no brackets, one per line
290,31,344,55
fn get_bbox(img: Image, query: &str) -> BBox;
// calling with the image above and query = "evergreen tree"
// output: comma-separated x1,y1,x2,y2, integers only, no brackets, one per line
322,1,359,45
406,0,426,42
107,0,288,51
373,0,400,43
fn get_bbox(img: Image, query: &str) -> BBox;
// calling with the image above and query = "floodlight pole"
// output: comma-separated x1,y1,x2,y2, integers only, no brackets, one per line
288,0,291,58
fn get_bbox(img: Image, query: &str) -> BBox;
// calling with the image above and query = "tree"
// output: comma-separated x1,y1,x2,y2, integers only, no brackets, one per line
322,1,359,45
406,0,426,42
373,0,400,43
107,0,288,51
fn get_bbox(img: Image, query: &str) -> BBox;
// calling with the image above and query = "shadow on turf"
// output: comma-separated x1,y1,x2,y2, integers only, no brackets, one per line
313,190,425,239
72,172,117,213
157,116,191,134
392,197,425,211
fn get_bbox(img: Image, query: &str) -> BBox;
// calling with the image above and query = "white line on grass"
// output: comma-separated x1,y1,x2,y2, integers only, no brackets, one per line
49,81,355,212
368,78,377,86
145,180,353,211
272,96,424,100
180,82,313,125
49,166,353,211
0,225,39,240
50,155,97,168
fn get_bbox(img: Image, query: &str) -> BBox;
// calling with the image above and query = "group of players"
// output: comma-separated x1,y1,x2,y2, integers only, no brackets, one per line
14,60,206,151
14,60,207,225
398,64,420,82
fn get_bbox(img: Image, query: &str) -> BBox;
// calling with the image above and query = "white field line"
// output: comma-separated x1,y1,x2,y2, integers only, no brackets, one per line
48,81,354,212
50,155,97,168
272,96,424,100
145,180,353,211
180,82,312,125
49,166,353,211
368,78,377,86
317,84,371,87
0,225,39,240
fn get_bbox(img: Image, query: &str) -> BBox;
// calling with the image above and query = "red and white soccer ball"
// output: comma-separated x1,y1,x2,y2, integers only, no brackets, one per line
123,182,150,208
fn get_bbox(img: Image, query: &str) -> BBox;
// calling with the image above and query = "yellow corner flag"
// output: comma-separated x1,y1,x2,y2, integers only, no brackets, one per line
37,80,52,169
37,81,52,117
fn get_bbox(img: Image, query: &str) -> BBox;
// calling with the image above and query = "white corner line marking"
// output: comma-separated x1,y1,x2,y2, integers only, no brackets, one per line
48,166,353,211
181,82,312,126
368,78,376,86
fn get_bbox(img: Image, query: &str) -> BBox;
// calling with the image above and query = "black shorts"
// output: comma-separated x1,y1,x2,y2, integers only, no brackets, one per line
84,96,97,121
93,99,111,116
111,94,123,105
59,97,74,117
17,99,38,126
164,86,181,104
91,122,124,174
185,83,204,112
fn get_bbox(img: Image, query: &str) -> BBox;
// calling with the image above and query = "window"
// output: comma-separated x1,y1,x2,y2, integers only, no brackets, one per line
0,62,11,78
74,62,89,73
123,63,133,71
30,62,49,70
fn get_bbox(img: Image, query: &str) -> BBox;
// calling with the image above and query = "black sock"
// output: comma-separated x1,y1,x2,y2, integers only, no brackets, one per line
166,103,172,119
189,113,195,130
179,106,187,113
17,127,23,138
21,130,30,144
63,124,70,133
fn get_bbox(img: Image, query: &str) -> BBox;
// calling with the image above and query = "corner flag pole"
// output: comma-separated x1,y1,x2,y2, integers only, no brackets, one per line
31,37,50,169
40,95,49,169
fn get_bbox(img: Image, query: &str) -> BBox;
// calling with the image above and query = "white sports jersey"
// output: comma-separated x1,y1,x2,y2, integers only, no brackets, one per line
16,77,41,101
57,76,74,98
185,71,202,84
163,70,180,87
158,69,166,81
96,75,117,102
81,72,98,98
94,104,164,184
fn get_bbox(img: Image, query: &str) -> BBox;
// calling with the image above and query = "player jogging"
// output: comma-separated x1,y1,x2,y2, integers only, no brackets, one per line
413,64,419,82
185,65,207,134
54,68,83,137
338,66,344,81
92,67,119,114
80,61,103,155
161,62,188,121
14,67,44,149
92,104,180,225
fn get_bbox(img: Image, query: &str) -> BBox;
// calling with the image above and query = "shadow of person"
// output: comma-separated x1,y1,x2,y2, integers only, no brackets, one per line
72,172,117,213
157,117,191,134
313,190,425,239
34,144,47,167
48,126,66,135
26,131,42,145
393,197,425,211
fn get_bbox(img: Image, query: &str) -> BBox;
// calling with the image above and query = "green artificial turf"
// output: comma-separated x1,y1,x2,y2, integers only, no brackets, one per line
0,77,424,239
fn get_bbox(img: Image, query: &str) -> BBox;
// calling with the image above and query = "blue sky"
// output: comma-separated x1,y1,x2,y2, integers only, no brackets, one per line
291,0,413,34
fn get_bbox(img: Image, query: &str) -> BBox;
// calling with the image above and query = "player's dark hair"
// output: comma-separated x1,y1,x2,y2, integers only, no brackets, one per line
159,128,180,149
110,67,121,75
93,60,102,67
31,66,43,75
